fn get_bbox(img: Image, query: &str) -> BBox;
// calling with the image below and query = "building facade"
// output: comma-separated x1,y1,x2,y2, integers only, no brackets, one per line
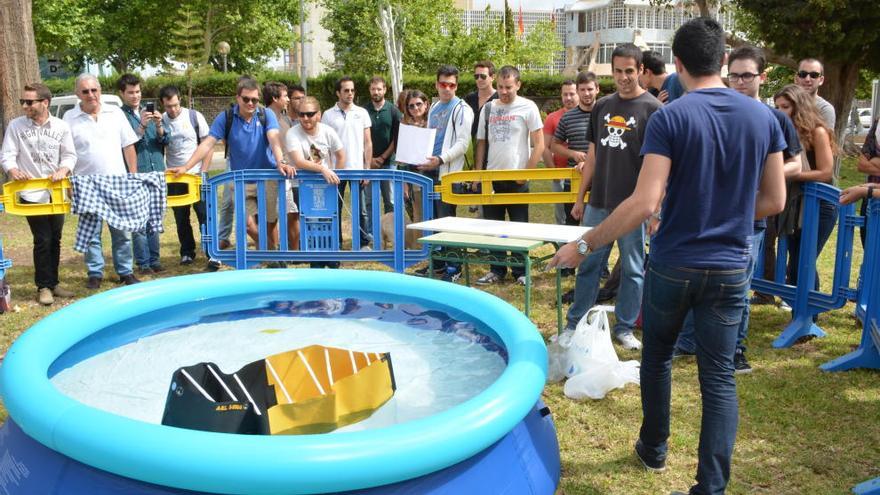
563,0,734,76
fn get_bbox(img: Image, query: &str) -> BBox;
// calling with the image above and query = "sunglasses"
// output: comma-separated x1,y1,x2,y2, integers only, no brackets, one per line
437,81,457,90
407,101,425,109
300,111,318,118
728,72,759,83
474,73,489,80
80,88,99,95
240,96,260,105
19,98,45,106
797,71,822,79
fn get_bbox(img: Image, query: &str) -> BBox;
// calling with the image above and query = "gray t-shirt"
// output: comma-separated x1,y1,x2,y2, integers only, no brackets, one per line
477,96,543,170
163,108,210,170
588,92,662,210
815,95,836,131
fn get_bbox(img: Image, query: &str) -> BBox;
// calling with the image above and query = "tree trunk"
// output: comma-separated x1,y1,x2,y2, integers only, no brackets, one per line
820,60,862,143
0,0,40,138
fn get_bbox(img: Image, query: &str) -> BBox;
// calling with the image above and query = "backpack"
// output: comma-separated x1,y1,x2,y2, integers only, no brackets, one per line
223,104,268,158
188,108,206,145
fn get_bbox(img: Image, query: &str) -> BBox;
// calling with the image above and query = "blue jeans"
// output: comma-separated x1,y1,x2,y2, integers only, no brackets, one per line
640,262,748,495
83,220,133,278
676,228,765,354
218,183,234,244
365,163,395,216
132,230,161,268
566,205,645,335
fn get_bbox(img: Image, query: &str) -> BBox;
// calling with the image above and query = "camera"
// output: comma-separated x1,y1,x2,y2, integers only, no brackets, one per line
145,102,155,113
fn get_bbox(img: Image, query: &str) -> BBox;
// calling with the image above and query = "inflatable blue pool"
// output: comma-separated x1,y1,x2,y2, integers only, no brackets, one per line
0,270,560,494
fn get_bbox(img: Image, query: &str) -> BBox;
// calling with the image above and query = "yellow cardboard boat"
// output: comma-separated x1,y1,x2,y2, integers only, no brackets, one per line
162,344,396,435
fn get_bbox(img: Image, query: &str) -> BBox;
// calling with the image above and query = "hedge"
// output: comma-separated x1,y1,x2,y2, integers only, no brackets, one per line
43,70,616,111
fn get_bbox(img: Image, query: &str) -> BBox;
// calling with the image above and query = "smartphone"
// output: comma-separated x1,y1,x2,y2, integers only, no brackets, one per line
145,102,155,113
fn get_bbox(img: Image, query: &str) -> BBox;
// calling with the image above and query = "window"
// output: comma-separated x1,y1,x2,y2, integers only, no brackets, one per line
610,2,627,28
578,12,586,32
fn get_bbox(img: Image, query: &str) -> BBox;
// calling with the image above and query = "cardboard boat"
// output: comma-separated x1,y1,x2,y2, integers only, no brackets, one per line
161,345,396,435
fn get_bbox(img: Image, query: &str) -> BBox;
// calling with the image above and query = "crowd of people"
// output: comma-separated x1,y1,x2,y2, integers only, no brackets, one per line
2,16,877,495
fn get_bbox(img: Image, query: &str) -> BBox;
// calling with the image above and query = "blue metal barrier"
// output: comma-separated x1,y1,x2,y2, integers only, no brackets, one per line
751,182,857,348
822,197,880,372
201,169,434,272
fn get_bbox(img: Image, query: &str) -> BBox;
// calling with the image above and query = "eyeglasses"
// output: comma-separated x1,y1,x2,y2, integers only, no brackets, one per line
19,98,45,106
80,88,99,95
797,70,822,79
340,88,355,94
300,111,318,118
474,73,489,80
728,72,759,83
240,96,260,105
407,101,425,109
437,81,457,90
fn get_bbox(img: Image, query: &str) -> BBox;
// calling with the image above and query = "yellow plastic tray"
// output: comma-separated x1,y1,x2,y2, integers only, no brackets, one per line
434,168,585,206
0,172,201,216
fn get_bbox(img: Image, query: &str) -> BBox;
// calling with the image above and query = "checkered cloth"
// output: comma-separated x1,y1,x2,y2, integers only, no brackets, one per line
70,172,167,252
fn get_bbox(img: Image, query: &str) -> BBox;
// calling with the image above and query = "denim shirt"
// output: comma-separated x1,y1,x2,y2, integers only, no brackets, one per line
122,104,168,173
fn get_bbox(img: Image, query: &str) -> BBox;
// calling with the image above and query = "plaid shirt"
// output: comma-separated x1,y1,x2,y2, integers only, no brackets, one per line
70,172,167,252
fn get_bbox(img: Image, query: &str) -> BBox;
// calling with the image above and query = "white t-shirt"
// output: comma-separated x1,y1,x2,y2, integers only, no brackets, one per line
64,103,139,175
285,123,343,170
476,96,543,170
320,104,371,169
1,116,78,202
163,108,210,170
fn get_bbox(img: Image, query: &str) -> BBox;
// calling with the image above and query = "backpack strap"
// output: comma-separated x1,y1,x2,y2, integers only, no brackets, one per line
482,101,492,166
223,104,234,159
188,108,202,145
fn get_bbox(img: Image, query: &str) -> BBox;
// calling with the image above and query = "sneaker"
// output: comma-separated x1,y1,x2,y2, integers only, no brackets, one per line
414,266,445,277
206,259,222,272
734,350,753,374
180,255,195,265
37,288,54,306
750,293,775,305
86,277,102,290
51,286,75,298
360,245,372,251
672,347,695,359
119,274,140,285
442,268,462,283
265,261,287,269
476,272,501,285
634,439,666,472
137,266,153,275
779,300,792,312
150,264,165,274
516,275,527,286
616,332,642,351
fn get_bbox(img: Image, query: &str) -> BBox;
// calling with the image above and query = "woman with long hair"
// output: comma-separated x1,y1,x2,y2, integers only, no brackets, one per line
773,84,838,292
394,90,431,226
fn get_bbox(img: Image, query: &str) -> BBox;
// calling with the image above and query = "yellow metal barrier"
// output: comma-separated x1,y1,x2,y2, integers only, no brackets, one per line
0,172,202,216
434,168,584,206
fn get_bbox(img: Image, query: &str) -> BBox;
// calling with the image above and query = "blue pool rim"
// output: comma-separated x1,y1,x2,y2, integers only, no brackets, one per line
0,270,548,494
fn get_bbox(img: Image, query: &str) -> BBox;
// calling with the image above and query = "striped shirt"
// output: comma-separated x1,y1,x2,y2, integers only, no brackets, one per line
553,106,591,166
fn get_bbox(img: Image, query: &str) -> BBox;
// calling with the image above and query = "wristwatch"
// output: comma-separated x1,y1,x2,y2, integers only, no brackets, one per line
576,238,591,256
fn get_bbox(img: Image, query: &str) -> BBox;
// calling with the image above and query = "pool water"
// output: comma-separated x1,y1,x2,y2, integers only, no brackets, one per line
51,298,507,432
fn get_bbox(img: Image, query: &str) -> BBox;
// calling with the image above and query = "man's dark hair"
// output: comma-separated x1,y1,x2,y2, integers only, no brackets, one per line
611,43,643,69
158,85,180,102
236,76,259,96
642,51,667,75
24,82,52,103
369,76,386,87
798,57,825,73
436,65,460,82
561,79,576,89
288,83,305,95
262,81,288,106
729,45,766,74
474,60,496,76
116,73,141,92
335,76,354,93
672,17,726,77
498,65,521,82
576,71,598,87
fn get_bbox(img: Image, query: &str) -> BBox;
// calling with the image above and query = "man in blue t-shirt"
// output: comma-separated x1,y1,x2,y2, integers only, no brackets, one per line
551,18,786,494
673,45,804,374
170,77,293,258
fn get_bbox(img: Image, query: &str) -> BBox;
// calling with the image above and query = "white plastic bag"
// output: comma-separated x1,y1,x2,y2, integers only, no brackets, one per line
546,329,574,383
562,306,640,400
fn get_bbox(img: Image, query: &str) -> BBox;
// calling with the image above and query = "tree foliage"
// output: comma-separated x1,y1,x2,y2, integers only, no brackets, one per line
32,0,302,74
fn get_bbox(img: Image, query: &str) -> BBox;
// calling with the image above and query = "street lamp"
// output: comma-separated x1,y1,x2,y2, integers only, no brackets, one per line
217,41,230,73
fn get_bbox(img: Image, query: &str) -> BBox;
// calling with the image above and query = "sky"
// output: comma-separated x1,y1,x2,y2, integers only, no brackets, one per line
479,0,568,10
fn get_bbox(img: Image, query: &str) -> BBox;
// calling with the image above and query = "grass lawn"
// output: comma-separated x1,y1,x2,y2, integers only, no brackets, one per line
0,158,877,494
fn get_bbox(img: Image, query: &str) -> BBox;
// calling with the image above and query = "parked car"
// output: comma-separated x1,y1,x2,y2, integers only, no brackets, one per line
48,94,122,119
858,107,872,133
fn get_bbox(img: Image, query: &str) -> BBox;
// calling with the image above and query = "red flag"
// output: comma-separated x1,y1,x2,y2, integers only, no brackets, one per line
518,2,524,36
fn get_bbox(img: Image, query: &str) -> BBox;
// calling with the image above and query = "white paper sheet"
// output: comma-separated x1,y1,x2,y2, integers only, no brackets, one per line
408,217,591,244
395,124,437,165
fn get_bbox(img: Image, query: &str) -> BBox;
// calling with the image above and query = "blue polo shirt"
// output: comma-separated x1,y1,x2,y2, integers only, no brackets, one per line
642,88,786,269
209,105,279,170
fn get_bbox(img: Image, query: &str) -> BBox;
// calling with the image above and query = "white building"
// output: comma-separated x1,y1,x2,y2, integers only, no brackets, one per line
563,0,734,76
284,3,335,78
